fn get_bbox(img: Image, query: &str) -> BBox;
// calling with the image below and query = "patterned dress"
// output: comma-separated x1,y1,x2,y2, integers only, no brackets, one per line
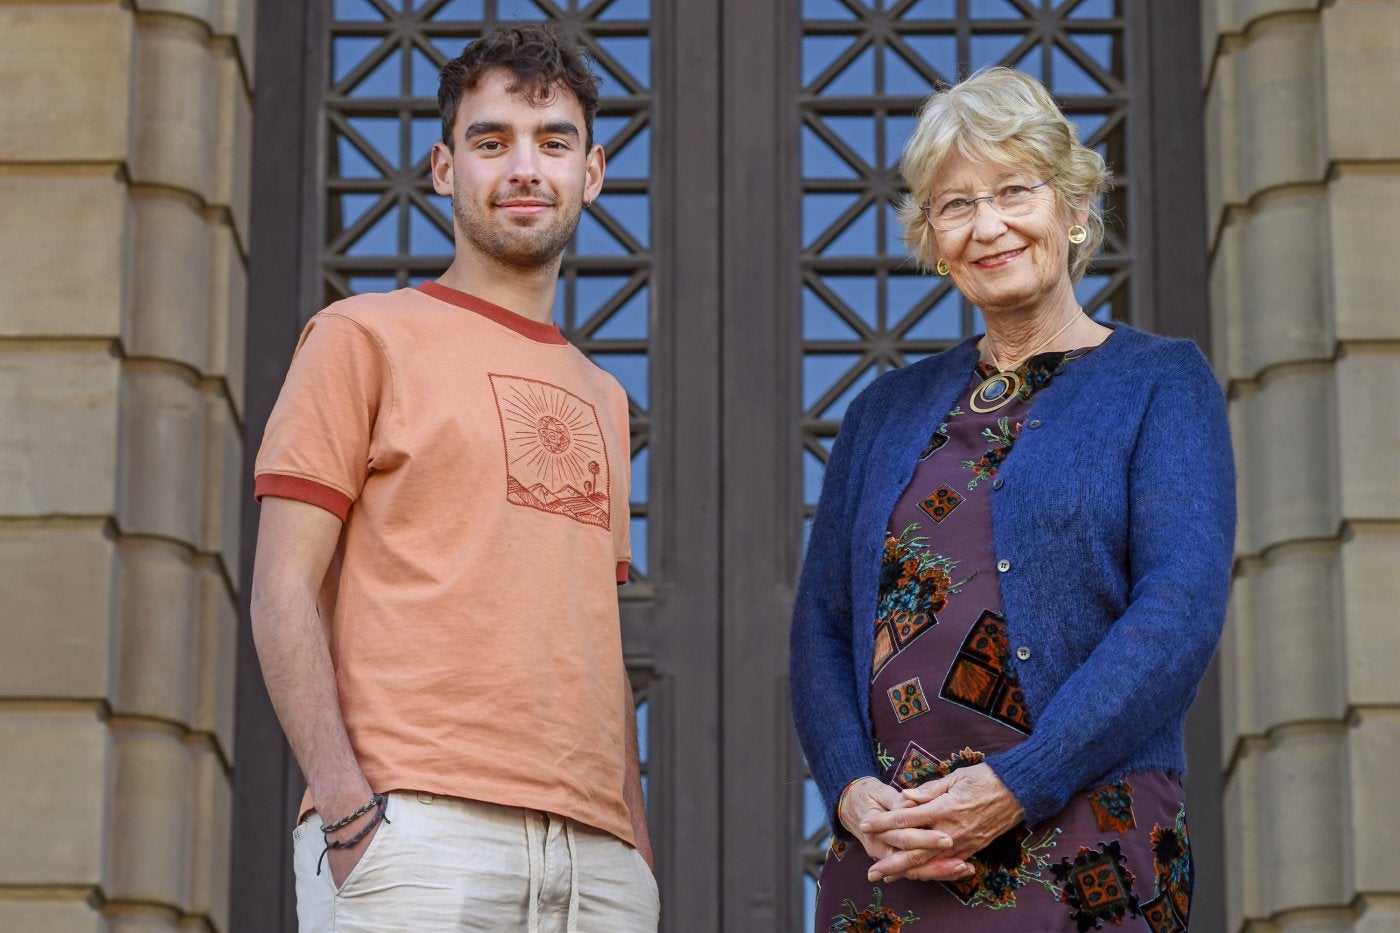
815,349,1194,933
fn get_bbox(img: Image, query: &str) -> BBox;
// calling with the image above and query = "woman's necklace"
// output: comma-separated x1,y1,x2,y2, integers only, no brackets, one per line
969,312,1082,413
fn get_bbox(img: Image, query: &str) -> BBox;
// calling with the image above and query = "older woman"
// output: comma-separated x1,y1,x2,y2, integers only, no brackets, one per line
790,67,1233,931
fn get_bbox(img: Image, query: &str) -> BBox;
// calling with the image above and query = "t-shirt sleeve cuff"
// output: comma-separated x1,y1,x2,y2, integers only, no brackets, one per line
255,473,353,522
616,560,629,585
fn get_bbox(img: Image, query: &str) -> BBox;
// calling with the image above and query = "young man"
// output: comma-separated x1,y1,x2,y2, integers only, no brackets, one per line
251,26,657,931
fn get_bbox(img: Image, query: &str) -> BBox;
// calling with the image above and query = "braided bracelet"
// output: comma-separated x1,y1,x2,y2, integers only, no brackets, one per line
317,794,390,876
321,793,386,835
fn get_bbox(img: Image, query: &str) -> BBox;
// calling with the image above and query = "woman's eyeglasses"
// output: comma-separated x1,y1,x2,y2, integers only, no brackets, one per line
919,176,1056,231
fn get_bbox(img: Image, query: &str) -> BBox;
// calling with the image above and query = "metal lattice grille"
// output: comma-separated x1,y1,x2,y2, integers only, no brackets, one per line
323,0,654,581
796,0,1130,923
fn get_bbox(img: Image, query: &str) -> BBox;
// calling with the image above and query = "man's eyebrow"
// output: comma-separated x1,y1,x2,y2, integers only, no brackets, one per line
462,120,581,141
538,121,580,140
463,120,510,138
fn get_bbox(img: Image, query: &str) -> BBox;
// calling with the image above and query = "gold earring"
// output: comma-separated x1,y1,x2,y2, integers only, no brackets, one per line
936,258,951,276
1068,224,1088,245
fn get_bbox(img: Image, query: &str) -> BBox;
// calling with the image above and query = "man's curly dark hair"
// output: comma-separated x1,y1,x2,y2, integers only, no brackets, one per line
439,25,601,150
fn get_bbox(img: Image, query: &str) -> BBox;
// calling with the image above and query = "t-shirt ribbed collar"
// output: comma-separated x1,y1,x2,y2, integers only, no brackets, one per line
416,281,568,345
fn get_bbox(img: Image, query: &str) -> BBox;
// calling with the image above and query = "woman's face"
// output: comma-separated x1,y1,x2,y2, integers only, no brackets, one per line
924,149,1084,318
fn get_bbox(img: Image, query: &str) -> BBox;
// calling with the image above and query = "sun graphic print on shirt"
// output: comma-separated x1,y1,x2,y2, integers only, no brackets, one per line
488,373,611,530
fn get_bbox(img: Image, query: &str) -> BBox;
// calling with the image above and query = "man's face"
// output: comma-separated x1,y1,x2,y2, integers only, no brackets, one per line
431,69,605,273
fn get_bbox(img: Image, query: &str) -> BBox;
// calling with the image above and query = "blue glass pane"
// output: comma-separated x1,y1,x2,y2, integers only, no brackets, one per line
348,276,397,294
802,126,859,179
822,203,878,257
348,116,399,167
804,448,826,503
347,208,400,257
574,211,630,256
630,446,648,504
885,45,933,97
970,305,984,332
883,202,910,258
634,697,648,761
901,286,962,339
1076,273,1110,308
804,0,856,18
333,37,385,85
821,115,876,170
577,275,630,317
820,364,877,419
412,117,441,164
1090,302,1112,322
969,34,1025,74
802,36,856,89
901,0,955,18
597,37,651,90
629,517,648,576
1070,113,1109,146
824,276,878,330
552,285,565,327
430,35,480,61
1051,45,1107,95
822,44,876,96
336,193,381,232
593,284,650,340
969,0,1022,18
593,352,649,409
605,126,651,179
902,34,957,80
599,0,650,20
803,287,861,341
599,193,649,248
334,0,386,21
803,354,862,410
884,115,918,169
802,515,814,554
350,48,403,97
408,205,452,255
803,193,860,249
412,48,441,97
804,776,828,837
1069,0,1116,18
498,0,548,21
1073,33,1116,72
429,0,485,18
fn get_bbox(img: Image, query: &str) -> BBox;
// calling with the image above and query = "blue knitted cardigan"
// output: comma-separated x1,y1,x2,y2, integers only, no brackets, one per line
790,322,1235,827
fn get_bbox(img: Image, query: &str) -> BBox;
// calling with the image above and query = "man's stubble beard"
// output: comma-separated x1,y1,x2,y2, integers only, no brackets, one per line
453,183,585,274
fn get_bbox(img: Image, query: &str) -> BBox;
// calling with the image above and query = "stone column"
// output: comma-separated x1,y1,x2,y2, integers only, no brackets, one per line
0,2,253,930
1204,1,1400,930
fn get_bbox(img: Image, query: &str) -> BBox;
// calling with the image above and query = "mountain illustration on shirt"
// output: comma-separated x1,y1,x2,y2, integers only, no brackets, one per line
490,373,611,530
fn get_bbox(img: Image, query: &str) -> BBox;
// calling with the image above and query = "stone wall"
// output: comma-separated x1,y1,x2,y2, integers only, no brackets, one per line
1204,0,1400,929
0,2,254,930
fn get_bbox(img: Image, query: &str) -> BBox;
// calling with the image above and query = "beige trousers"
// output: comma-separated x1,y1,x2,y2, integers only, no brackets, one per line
292,792,659,932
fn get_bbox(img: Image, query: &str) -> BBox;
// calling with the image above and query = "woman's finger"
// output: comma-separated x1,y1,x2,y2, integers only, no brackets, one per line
901,776,956,804
865,846,937,880
873,827,955,853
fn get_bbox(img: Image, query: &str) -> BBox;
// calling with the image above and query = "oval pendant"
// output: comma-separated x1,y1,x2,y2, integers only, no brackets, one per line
969,370,1022,413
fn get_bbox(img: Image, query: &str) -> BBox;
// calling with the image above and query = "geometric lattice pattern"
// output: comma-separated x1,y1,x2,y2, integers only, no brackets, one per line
324,0,654,580
799,2,1133,922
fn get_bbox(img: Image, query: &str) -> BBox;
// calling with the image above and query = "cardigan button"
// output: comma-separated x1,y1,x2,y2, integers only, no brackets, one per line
991,476,1004,490
1016,646,1032,662
1028,419,1042,429
996,559,1011,573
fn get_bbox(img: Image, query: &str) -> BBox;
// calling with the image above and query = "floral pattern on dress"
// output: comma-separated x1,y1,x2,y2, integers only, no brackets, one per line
1088,779,1137,834
962,416,1017,490
872,524,968,678
830,888,918,932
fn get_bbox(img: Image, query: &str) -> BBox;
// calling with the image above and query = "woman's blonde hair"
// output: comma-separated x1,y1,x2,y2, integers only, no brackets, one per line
897,67,1111,281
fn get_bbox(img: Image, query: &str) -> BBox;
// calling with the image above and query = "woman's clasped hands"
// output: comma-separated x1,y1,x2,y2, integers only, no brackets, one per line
838,763,1026,884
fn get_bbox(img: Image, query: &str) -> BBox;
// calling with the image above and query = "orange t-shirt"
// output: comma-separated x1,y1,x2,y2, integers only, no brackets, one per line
254,282,635,845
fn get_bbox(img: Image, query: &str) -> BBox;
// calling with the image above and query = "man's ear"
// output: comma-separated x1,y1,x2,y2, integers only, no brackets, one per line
584,143,606,204
430,141,453,197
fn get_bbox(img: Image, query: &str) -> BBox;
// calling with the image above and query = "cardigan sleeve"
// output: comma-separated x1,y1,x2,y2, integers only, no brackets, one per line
986,340,1236,825
790,386,882,823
